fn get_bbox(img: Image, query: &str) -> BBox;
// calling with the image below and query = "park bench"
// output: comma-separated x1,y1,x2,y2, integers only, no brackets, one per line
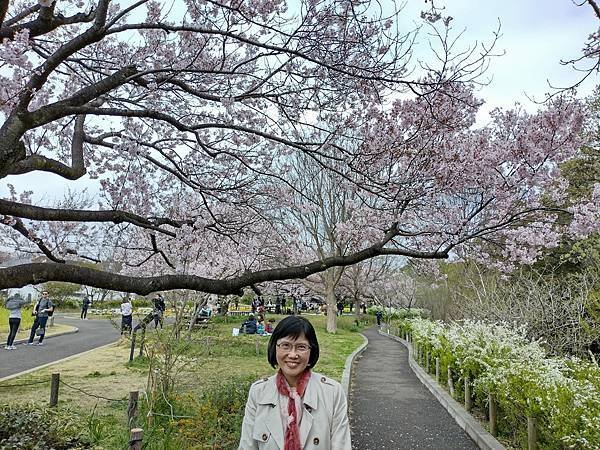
228,310,252,316
228,304,252,316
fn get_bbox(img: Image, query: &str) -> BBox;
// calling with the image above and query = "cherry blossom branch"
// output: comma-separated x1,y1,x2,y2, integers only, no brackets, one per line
0,199,183,237
0,239,450,295
1,215,65,263
0,1,96,40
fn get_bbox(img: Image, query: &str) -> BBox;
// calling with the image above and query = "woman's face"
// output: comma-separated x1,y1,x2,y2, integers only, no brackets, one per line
276,333,311,387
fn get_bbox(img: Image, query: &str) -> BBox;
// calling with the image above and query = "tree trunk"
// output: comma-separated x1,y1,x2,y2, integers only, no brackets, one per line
325,285,337,333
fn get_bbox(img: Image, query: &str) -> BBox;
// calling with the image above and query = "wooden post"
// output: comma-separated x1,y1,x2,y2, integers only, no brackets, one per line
129,428,143,450
447,366,455,398
488,393,497,437
49,373,60,407
138,328,146,357
129,331,137,362
426,352,430,373
527,416,538,450
435,357,440,382
464,376,472,412
127,390,139,427
255,336,260,356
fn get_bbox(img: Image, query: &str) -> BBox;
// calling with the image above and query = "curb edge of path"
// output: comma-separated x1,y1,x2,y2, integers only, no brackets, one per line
341,333,369,398
380,331,506,450
11,326,80,346
0,341,118,383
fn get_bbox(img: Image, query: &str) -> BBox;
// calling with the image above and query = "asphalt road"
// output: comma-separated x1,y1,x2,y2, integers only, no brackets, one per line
349,327,478,450
0,315,125,379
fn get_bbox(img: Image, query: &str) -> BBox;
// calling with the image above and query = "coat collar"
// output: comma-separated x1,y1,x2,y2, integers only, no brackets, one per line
256,372,319,449
257,372,319,410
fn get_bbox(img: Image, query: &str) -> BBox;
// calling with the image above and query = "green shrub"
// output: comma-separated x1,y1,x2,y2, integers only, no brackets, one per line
176,377,254,449
0,306,34,332
53,297,82,309
0,403,91,449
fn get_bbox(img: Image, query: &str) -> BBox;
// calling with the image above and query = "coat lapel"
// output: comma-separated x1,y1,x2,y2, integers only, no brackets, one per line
299,374,318,448
258,377,284,449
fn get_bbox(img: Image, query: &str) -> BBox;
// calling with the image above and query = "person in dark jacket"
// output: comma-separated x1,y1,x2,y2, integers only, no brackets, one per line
152,294,166,329
241,314,258,334
26,291,54,346
375,310,383,327
81,296,92,319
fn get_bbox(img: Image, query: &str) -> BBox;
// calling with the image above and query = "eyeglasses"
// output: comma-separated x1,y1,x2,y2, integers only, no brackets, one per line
276,342,311,353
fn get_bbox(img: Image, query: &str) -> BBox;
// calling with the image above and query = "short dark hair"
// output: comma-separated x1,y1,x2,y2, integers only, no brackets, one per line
267,316,319,369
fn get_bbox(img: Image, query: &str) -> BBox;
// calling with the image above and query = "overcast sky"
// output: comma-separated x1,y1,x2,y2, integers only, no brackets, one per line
2,0,598,200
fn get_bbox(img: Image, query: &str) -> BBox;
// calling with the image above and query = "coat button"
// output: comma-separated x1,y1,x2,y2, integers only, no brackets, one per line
321,377,326,383
313,437,320,445
262,433,268,441
305,405,312,412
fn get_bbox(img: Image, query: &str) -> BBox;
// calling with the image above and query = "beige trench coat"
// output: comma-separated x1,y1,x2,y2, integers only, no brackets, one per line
238,372,352,450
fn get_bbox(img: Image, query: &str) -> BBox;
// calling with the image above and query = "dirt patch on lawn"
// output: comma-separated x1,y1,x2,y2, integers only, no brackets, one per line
0,341,147,415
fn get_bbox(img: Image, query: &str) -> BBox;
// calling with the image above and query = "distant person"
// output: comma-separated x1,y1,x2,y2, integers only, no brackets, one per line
257,319,265,335
198,304,212,318
265,318,275,334
337,301,344,316
240,314,257,334
361,302,367,315
26,291,54,346
4,292,30,350
152,294,166,329
121,297,133,335
81,295,92,319
375,310,383,327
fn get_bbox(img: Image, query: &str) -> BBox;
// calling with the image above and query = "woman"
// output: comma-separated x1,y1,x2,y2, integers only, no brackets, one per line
239,316,351,450
4,292,30,350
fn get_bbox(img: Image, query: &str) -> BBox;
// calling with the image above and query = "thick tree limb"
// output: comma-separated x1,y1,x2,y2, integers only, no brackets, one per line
8,154,86,179
0,1,96,40
0,0,9,28
0,199,186,236
0,243,450,294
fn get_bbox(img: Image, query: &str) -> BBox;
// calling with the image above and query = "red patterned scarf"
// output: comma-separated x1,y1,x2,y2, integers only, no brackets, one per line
276,369,311,450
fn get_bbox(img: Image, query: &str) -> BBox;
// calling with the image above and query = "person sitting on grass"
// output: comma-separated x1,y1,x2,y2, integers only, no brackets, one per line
265,318,275,334
257,319,265,335
241,314,258,334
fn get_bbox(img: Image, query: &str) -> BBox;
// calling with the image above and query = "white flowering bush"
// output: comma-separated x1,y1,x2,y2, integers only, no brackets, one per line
396,318,600,449
367,306,427,320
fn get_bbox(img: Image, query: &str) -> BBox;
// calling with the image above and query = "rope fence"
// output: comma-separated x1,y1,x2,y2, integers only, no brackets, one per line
0,378,52,388
0,371,188,449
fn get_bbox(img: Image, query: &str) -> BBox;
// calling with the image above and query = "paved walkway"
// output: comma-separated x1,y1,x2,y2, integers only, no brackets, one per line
0,315,123,379
350,327,478,450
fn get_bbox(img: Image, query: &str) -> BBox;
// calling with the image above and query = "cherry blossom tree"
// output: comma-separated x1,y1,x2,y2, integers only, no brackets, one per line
0,0,597,298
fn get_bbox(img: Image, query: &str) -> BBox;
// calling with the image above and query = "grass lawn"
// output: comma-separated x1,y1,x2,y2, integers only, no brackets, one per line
0,313,372,449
